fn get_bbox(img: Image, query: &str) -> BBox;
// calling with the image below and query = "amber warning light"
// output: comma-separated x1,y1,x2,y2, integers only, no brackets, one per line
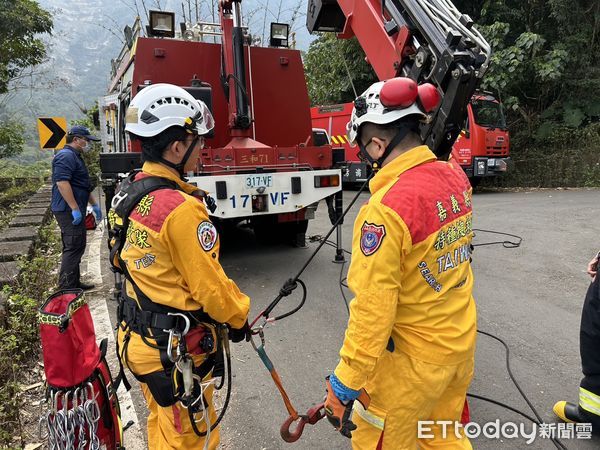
314,175,340,188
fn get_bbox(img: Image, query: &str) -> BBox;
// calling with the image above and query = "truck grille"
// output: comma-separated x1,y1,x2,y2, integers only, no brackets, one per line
486,146,509,156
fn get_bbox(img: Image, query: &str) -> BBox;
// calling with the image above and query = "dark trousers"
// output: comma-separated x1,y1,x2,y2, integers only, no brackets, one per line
579,274,600,430
54,211,87,289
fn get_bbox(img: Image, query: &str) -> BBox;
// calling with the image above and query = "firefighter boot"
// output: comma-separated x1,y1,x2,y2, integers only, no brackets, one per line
553,401,583,423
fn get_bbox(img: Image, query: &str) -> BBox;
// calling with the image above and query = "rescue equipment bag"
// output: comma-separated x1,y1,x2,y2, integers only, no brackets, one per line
85,212,97,230
39,289,124,450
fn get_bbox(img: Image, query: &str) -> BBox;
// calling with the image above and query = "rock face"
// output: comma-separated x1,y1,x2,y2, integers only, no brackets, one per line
0,262,19,285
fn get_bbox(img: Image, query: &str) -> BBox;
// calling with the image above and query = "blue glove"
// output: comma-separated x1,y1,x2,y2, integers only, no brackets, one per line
71,209,83,225
328,373,361,402
92,204,103,221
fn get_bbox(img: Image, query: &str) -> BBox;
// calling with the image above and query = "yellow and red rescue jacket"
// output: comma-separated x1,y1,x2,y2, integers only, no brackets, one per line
113,162,250,375
335,145,477,390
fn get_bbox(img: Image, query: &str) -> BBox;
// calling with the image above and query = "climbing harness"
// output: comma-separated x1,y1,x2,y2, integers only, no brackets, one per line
108,170,229,443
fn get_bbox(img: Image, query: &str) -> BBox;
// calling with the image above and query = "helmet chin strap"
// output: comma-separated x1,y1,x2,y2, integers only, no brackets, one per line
358,126,412,172
160,136,199,179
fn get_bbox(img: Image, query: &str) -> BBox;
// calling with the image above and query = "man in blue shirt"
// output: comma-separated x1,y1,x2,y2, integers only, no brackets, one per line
51,125,103,290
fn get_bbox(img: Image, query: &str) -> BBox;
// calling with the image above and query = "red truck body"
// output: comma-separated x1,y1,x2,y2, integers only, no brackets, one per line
99,16,342,245
310,93,510,184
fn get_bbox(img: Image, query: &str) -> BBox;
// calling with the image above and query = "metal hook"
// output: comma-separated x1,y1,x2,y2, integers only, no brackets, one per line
280,403,325,443
166,329,181,363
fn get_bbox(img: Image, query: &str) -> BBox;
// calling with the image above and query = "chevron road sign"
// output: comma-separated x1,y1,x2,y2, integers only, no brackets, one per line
37,117,67,149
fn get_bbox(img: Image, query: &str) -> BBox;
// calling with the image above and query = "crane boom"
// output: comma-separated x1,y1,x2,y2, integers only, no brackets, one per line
307,0,491,158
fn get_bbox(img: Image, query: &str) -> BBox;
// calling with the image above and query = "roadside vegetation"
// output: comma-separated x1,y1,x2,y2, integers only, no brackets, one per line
0,1,57,445
0,222,60,447
304,0,600,187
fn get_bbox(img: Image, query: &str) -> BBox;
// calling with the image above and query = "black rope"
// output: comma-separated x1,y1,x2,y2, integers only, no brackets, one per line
338,260,350,314
474,330,569,450
472,228,523,248
257,176,371,322
189,329,232,437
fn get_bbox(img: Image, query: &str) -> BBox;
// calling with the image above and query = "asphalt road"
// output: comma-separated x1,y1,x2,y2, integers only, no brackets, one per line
97,187,600,450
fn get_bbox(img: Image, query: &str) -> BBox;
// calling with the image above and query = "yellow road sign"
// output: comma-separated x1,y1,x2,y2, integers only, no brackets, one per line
37,117,67,149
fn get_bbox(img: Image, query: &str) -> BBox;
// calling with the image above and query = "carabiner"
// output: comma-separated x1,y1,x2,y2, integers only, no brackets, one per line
249,324,266,352
166,312,191,336
166,329,180,363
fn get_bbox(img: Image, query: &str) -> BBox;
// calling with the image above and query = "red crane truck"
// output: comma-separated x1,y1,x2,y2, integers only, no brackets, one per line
98,7,342,247
310,92,510,185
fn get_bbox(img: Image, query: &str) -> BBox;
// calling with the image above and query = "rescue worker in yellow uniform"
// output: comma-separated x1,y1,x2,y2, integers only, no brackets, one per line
323,78,477,449
111,84,250,449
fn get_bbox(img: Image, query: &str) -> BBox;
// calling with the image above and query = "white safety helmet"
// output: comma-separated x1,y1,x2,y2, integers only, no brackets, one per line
125,83,214,138
347,78,439,145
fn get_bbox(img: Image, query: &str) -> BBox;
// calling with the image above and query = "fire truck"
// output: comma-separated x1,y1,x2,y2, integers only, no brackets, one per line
310,92,510,185
98,8,342,246
100,0,492,243
453,91,510,184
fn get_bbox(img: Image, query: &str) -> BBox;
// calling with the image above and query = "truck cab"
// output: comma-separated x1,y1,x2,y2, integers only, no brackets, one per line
452,92,510,184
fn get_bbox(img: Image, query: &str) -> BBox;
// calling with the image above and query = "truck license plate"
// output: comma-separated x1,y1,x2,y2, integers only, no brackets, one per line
244,174,273,190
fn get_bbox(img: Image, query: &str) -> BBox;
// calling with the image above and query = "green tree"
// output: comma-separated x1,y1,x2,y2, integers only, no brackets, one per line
0,0,52,161
0,0,53,94
0,119,25,159
303,34,377,105
455,0,599,132
71,103,101,185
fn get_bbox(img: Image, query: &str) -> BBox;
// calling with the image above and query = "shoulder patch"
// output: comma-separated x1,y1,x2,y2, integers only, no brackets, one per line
197,221,218,251
360,222,386,256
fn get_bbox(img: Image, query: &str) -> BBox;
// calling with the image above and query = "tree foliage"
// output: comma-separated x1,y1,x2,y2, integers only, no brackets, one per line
71,103,101,185
0,0,52,161
0,119,25,159
303,34,377,106
0,0,53,95
456,0,600,134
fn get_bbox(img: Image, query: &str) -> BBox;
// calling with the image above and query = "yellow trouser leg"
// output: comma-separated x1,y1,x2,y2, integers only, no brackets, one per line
418,358,474,450
351,351,475,449
141,382,220,450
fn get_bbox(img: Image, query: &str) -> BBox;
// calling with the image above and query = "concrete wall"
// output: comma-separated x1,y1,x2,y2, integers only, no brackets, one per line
0,185,52,286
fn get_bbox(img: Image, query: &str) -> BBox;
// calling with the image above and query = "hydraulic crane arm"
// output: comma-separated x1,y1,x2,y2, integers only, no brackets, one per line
307,0,491,158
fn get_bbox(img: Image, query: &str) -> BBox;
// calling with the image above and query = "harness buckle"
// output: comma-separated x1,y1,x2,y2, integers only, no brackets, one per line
111,190,129,210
